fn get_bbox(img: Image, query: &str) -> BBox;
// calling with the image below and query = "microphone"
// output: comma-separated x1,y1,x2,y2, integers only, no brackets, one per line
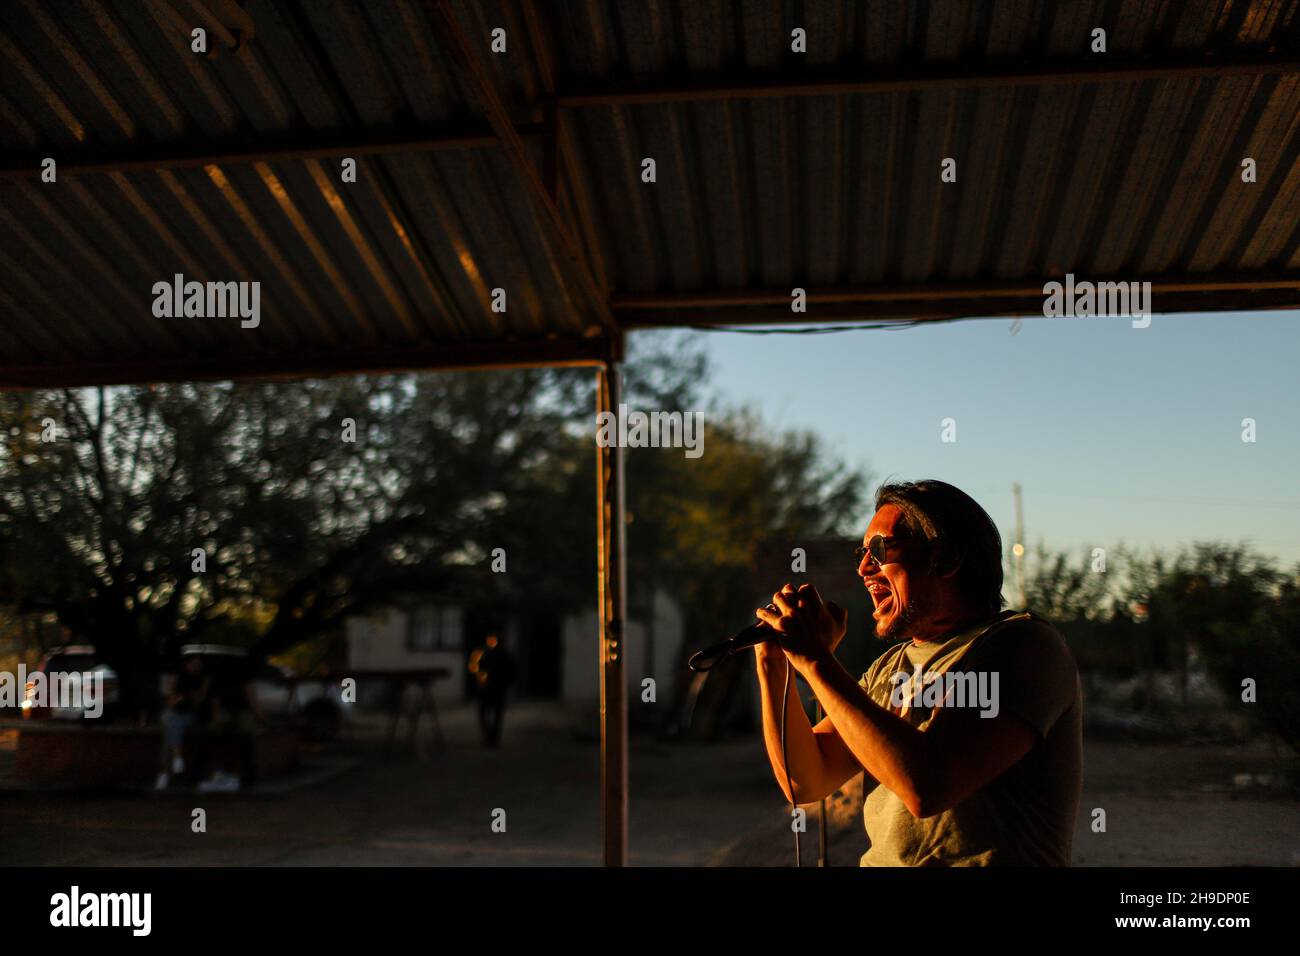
688,615,777,672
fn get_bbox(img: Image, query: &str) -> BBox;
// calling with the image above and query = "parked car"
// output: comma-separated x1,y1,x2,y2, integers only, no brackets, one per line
22,644,120,721
172,644,352,741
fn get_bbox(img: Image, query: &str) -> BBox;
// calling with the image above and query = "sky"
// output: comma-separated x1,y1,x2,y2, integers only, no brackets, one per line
669,309,1300,568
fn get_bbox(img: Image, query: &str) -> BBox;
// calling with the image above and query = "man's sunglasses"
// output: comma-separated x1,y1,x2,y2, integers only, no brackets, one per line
853,534,904,568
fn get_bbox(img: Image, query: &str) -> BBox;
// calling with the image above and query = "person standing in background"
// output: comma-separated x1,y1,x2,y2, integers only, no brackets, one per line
469,634,517,748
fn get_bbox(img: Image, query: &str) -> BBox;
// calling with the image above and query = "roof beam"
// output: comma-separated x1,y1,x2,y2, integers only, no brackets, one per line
520,0,609,293
0,125,543,180
613,272,1300,309
0,337,613,390
614,274,1300,326
423,0,617,334
556,51,1300,108
617,293,1300,327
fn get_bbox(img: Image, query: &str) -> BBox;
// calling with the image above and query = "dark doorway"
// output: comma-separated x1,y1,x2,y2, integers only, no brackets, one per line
520,612,562,699
463,605,562,698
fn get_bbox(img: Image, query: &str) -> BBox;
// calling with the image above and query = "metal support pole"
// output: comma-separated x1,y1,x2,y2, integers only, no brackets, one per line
816,700,828,866
1012,483,1026,609
596,362,628,865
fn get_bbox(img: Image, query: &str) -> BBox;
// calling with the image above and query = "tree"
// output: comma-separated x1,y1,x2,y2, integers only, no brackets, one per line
617,334,867,731
1209,569,1300,754
0,371,592,713
0,332,868,722
1021,540,1293,741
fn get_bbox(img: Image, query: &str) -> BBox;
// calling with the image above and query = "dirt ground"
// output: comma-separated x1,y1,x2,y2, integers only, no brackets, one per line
0,701,1295,866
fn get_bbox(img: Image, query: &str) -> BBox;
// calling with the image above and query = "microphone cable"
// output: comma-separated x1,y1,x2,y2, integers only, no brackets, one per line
688,613,804,865
780,655,801,867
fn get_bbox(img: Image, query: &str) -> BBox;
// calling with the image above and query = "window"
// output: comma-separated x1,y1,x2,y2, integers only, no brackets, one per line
407,604,454,652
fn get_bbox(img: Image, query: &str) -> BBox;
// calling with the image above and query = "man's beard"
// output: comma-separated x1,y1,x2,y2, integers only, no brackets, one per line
876,598,918,641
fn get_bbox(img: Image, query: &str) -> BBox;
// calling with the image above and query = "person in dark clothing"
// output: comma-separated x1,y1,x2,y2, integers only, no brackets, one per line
469,635,516,747
196,660,266,791
155,656,208,790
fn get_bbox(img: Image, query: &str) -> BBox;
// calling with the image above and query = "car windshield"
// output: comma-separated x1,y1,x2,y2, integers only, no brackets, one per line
46,654,96,673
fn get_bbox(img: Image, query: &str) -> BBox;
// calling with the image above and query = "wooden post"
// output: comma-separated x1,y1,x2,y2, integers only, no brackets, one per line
596,361,628,865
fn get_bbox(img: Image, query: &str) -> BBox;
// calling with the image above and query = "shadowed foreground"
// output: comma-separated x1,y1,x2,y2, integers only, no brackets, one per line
1,703,1295,866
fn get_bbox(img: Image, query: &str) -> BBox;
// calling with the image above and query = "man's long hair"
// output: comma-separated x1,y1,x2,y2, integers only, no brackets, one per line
875,480,1005,614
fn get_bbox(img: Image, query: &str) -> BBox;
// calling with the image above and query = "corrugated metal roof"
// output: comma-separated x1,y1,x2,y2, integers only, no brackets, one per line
0,0,606,383
560,0,1300,314
1,0,1298,386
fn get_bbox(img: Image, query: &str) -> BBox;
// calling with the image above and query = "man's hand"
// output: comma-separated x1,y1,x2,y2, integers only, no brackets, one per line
755,583,848,676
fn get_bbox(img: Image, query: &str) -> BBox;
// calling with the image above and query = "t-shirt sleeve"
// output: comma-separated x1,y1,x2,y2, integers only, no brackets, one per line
962,619,1078,740
858,647,901,709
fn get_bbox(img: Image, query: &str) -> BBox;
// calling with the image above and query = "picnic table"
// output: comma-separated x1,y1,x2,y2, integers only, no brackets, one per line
282,668,452,756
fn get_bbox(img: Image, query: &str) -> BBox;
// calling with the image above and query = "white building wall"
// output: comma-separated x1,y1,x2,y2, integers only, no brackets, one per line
347,591,684,709
562,587,684,707
345,607,463,707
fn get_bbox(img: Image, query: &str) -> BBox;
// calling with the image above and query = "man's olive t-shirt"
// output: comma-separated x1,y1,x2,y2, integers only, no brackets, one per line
856,611,1082,866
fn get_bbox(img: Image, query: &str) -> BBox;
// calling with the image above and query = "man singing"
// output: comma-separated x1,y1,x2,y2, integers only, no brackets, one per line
754,480,1082,866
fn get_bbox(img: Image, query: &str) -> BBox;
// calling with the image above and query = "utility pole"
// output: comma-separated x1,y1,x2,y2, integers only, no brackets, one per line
1012,483,1027,608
